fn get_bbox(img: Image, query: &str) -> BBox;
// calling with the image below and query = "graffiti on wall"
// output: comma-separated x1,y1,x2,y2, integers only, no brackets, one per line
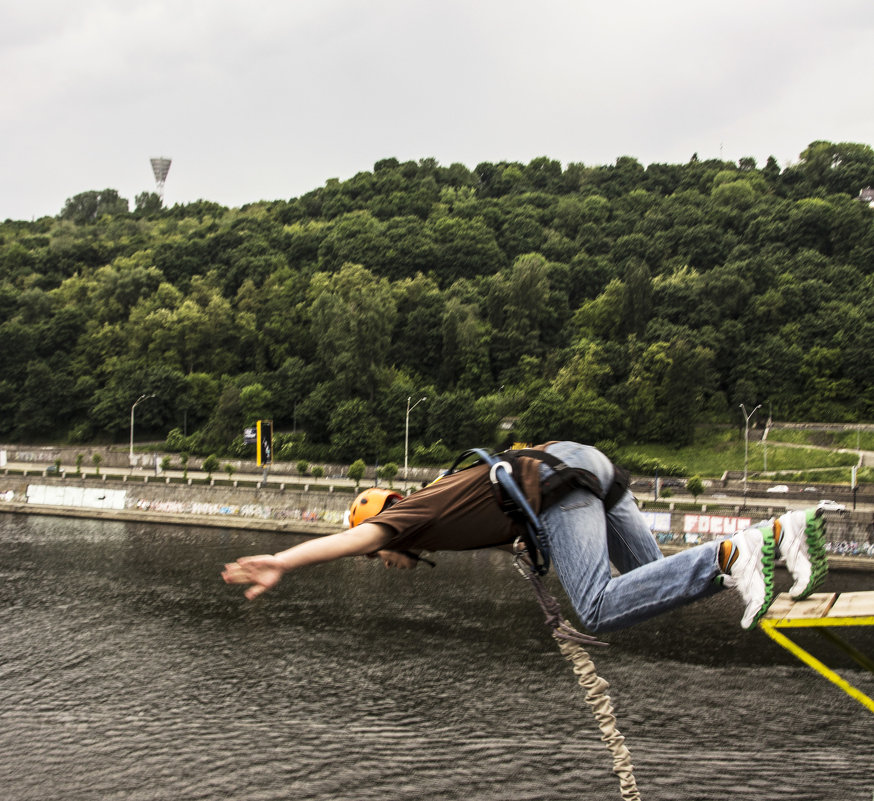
27,485,126,510
134,498,346,525
683,514,752,537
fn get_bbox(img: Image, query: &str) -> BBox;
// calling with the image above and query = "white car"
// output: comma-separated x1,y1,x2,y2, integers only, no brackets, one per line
818,499,846,512
766,484,789,493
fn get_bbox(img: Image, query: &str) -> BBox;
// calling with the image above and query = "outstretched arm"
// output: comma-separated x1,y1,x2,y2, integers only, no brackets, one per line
222,522,392,599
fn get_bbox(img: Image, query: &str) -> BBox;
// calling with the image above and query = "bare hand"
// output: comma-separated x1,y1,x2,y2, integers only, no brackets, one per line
222,554,285,599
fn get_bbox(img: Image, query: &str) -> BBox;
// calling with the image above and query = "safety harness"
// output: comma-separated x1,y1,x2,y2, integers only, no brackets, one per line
444,447,630,576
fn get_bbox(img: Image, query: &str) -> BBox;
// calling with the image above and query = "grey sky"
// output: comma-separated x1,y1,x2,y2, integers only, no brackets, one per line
2,0,873,221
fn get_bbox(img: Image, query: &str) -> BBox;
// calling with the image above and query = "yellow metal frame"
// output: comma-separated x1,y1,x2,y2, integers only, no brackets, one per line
760,592,874,714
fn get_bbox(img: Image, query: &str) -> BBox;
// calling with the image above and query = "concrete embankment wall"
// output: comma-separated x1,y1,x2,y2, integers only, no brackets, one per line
0,474,352,537
2,472,873,570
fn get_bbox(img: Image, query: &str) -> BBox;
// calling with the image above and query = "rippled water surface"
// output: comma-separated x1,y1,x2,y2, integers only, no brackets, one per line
1,514,872,801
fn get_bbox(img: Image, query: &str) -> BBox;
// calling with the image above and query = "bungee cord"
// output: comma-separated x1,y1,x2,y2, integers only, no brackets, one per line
514,549,641,801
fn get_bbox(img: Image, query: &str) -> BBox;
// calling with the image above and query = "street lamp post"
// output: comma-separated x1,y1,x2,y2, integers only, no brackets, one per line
130,394,156,467
739,403,761,507
404,395,426,491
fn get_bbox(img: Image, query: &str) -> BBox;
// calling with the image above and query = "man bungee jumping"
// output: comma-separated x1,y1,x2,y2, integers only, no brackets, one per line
222,441,828,633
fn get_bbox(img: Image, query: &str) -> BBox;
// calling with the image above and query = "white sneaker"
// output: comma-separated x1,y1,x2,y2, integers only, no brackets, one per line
721,526,776,630
774,508,828,600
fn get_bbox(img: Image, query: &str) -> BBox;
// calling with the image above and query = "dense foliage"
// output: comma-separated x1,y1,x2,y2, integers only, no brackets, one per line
2,141,873,465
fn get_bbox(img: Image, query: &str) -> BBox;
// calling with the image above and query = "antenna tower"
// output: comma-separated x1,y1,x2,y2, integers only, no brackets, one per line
150,157,172,201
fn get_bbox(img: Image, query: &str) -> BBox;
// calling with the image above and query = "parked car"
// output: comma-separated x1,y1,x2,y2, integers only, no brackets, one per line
818,499,846,512
766,484,789,493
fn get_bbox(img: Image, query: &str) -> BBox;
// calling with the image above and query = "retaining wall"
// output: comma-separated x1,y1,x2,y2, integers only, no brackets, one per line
0,474,352,536
2,473,873,566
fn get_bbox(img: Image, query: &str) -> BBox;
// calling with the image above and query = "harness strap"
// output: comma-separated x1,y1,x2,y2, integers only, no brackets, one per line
446,448,551,575
505,448,629,512
444,446,631,576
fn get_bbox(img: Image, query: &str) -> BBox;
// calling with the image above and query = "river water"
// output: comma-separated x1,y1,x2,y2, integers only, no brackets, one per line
1,514,871,801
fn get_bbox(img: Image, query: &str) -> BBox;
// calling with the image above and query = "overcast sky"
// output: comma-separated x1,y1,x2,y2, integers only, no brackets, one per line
2,0,873,221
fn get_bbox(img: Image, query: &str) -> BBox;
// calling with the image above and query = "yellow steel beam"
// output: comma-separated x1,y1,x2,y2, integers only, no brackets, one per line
760,619,874,714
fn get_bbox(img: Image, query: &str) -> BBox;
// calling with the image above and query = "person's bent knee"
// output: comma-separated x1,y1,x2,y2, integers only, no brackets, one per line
575,602,609,633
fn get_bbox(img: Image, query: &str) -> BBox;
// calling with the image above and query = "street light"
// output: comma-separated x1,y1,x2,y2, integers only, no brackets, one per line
130,394,156,467
404,395,426,490
739,403,761,507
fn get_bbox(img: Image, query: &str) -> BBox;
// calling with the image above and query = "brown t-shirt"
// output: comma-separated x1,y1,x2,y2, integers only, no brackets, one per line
373,449,547,553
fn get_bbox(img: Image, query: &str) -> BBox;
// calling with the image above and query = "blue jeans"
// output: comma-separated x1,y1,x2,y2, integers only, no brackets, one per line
540,442,723,632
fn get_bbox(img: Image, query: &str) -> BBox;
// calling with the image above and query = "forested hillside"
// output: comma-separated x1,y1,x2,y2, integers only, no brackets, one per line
2,141,873,465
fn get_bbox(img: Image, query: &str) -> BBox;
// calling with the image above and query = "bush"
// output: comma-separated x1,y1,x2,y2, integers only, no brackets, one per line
68,422,93,444
166,427,207,456
686,475,704,500
275,431,306,462
414,439,454,466
202,454,220,478
377,462,398,487
347,459,366,488
618,451,687,477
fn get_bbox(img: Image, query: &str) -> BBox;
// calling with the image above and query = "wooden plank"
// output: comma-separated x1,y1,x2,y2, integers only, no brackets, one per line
765,593,798,620
828,590,874,619
763,592,836,621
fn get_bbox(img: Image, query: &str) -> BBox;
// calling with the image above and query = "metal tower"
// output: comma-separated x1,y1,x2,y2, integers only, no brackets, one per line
149,157,172,201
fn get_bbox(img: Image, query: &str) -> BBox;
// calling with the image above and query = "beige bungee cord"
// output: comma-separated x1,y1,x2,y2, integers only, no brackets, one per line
514,547,641,801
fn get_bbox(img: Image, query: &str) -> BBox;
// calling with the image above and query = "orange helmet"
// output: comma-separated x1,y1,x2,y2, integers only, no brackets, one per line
348,488,403,527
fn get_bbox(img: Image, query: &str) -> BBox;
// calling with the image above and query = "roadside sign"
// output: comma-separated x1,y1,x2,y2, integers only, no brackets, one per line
256,420,273,466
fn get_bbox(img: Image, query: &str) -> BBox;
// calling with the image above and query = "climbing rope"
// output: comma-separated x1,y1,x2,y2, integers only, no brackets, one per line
514,549,641,801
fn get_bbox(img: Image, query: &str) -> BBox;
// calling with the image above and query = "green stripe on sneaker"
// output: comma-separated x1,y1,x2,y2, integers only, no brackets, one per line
751,528,776,628
795,509,829,600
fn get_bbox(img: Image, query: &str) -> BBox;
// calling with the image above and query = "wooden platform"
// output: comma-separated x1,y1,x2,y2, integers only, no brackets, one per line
761,591,874,714
764,590,874,624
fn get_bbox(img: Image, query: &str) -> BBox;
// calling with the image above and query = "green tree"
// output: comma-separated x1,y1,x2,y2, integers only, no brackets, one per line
625,338,712,444
317,210,389,272
687,475,704,501
202,454,220,480
440,294,492,391
486,253,553,377
377,461,398,487
202,385,243,453
621,258,653,336
389,273,445,378
347,458,366,489
427,215,505,282
308,263,396,396
240,383,272,426
59,189,129,224
330,399,386,462
134,192,163,215
425,390,487,450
